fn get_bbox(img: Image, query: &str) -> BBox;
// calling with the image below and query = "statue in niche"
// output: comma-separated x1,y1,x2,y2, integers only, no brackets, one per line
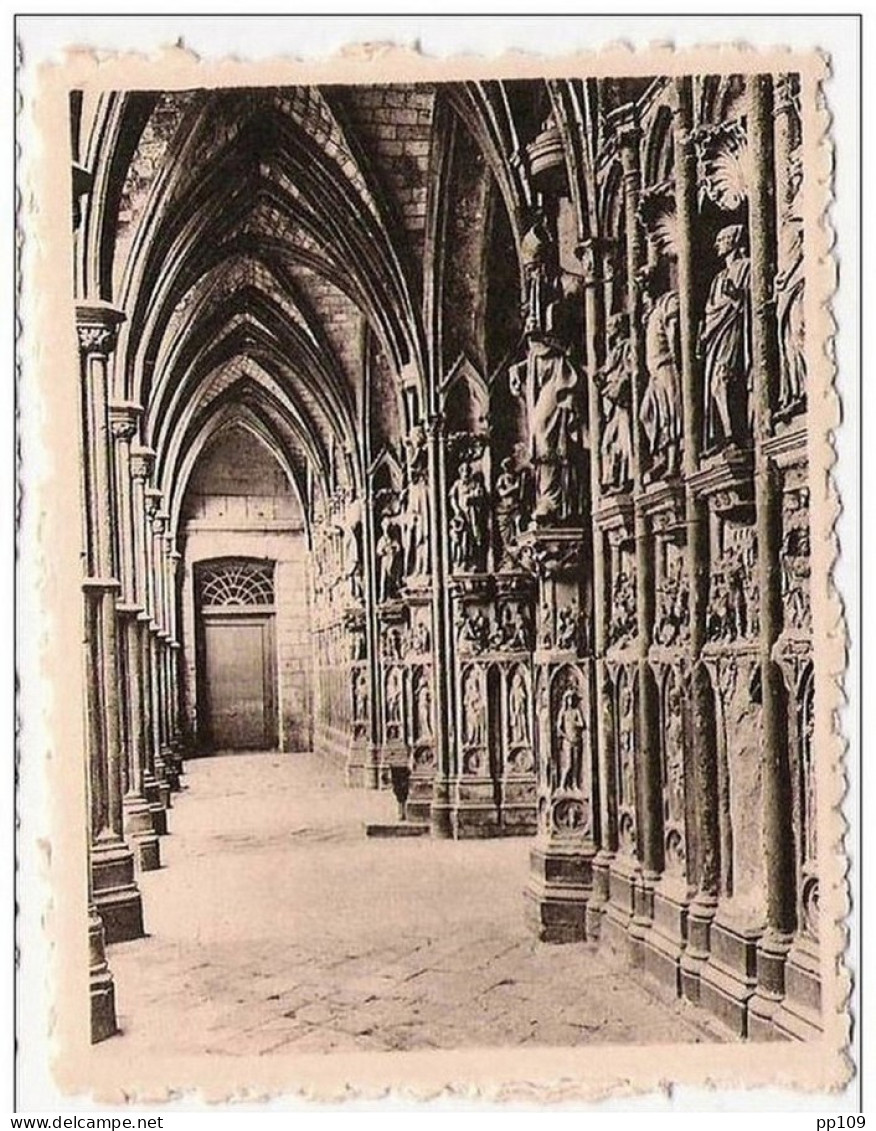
456,607,490,654
375,515,403,603
351,667,368,722
403,423,431,577
382,624,403,661
554,687,586,792
508,669,530,746
414,674,432,741
781,489,811,631
640,265,683,481
556,605,581,652
520,213,562,339
412,619,431,655
449,459,490,573
384,667,403,731
596,313,634,493
664,682,685,825
511,339,584,523
700,224,753,453
539,601,554,651
654,555,690,646
462,674,485,746
493,457,529,567
776,209,807,413
501,603,530,651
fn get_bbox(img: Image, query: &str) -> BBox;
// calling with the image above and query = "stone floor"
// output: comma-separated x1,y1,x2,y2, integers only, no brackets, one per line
98,751,720,1057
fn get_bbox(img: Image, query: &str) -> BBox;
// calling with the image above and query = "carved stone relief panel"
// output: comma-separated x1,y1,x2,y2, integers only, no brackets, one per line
660,668,688,880
654,538,690,647
608,545,637,651
707,517,759,643
781,480,811,634
613,663,638,856
537,663,591,838
505,662,534,775
383,663,405,746
459,663,487,776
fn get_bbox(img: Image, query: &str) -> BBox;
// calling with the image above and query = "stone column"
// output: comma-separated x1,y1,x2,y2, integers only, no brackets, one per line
672,79,721,1004
428,413,455,838
745,73,798,1032
580,235,616,940
131,452,166,835
109,403,160,871
168,547,185,773
161,533,181,788
145,489,171,810
77,302,144,944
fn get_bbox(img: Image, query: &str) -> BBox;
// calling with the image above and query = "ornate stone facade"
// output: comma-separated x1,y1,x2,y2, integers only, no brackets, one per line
70,69,818,1045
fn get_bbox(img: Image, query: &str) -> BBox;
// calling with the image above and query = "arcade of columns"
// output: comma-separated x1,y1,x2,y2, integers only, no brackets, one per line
73,72,817,1046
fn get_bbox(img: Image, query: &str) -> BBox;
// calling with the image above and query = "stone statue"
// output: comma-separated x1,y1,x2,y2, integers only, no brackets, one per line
515,340,583,523
351,667,368,722
385,667,403,731
415,675,432,741
375,516,403,603
520,213,561,338
775,216,807,412
341,497,364,603
456,607,490,654
700,224,753,452
493,457,528,566
403,424,431,577
608,569,637,648
508,669,529,746
596,313,633,492
449,459,490,572
781,490,811,631
654,555,690,646
463,674,485,746
412,619,431,654
554,688,586,792
664,683,685,824
640,266,683,480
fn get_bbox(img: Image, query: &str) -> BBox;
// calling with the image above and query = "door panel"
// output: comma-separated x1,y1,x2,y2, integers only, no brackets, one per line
203,616,277,749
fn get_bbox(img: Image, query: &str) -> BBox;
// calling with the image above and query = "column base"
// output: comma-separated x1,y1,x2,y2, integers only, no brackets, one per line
92,838,145,944
679,893,717,1006
123,795,161,871
601,853,640,962
88,910,117,1043
698,914,761,1037
406,766,434,825
430,776,454,839
641,878,690,1002
584,850,613,940
344,737,370,788
524,840,594,943
771,934,822,1041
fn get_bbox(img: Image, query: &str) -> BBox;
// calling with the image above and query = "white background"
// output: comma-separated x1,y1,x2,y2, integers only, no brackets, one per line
9,5,867,1122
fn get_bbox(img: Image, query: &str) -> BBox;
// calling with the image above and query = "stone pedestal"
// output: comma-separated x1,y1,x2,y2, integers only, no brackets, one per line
122,794,160,872
679,893,717,1005
88,906,117,1043
92,837,144,944
525,839,595,943
602,853,640,962
769,934,822,1040
698,914,762,1036
642,876,690,1000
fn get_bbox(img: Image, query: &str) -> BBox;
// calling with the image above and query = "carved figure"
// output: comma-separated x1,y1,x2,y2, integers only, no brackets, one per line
449,459,490,572
700,224,753,452
493,457,528,564
403,424,431,577
501,603,530,651
351,667,368,722
385,667,403,729
664,684,685,824
375,516,403,603
520,213,561,338
415,675,432,741
776,216,807,411
554,687,586,792
456,607,490,653
781,490,811,631
655,555,690,646
556,605,580,652
463,674,485,746
341,497,364,602
508,669,530,747
412,619,432,654
640,267,683,480
608,569,637,648
597,314,634,492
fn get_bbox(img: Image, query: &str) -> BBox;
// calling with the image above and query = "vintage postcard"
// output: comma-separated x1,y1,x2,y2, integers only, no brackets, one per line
18,23,852,1107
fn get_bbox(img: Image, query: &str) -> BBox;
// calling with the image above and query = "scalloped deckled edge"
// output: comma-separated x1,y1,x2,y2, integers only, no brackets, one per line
17,36,850,1108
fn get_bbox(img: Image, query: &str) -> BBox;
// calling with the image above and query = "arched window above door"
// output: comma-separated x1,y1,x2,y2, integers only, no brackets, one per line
196,558,275,609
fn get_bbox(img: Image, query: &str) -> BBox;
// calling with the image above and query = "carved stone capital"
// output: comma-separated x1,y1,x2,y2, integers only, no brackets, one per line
109,401,141,442
75,303,125,357
130,446,155,481
144,486,162,519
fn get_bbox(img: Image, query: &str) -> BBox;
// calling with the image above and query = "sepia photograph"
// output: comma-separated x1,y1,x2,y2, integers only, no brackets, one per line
14,15,860,1110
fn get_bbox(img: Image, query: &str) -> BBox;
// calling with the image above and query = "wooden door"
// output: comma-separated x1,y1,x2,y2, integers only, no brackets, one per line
202,613,277,749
